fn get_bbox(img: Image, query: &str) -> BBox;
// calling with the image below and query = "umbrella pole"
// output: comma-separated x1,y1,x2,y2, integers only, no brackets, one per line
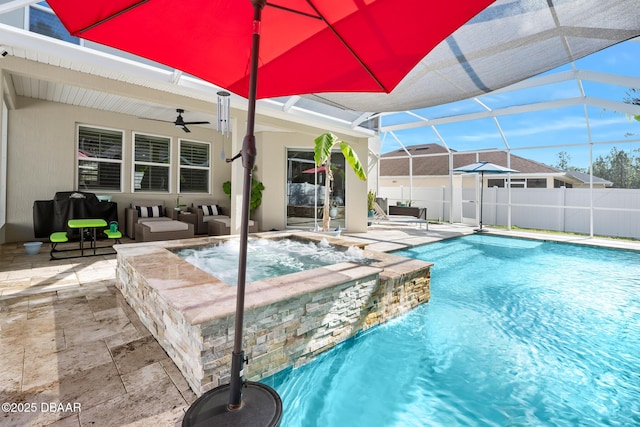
478,171,485,232
228,0,264,410
183,3,282,425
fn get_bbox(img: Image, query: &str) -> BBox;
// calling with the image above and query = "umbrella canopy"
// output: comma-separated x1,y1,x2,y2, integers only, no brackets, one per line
302,165,327,174
46,0,493,101
47,0,495,423
309,0,640,112
453,161,518,174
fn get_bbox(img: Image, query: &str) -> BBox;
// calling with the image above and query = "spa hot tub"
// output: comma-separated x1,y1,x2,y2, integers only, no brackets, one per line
114,231,432,395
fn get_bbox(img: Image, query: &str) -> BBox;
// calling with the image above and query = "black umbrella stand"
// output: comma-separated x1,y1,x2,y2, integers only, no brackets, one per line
183,1,282,425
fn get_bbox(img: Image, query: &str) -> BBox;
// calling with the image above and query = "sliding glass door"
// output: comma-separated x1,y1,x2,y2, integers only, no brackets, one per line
286,149,346,229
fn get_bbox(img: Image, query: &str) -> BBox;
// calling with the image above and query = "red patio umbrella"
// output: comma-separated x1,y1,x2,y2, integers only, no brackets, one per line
45,1,493,101
302,165,326,174
47,1,495,424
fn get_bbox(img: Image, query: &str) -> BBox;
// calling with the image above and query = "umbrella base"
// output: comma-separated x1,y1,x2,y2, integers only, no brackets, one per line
474,227,489,233
182,381,282,427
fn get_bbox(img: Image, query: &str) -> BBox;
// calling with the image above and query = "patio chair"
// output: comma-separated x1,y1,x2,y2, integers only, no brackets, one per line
188,199,230,234
124,199,173,239
208,217,258,236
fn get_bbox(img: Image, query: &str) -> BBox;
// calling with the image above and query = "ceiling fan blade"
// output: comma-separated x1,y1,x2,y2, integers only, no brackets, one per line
139,117,174,124
140,108,206,132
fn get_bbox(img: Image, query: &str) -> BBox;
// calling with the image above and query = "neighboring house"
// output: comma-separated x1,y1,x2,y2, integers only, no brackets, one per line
379,144,612,189
562,170,613,188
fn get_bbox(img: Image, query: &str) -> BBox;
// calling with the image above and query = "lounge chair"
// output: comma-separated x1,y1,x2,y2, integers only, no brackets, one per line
124,199,171,239
373,202,389,223
372,202,428,230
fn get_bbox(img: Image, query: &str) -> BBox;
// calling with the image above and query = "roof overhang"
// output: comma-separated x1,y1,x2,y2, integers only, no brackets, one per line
0,23,376,138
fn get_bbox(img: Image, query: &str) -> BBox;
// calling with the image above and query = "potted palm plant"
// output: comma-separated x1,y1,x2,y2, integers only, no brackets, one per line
314,132,367,232
367,190,376,217
222,167,265,219
367,190,377,226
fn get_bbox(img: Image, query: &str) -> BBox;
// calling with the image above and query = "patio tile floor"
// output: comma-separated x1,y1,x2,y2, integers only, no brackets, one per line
1,223,638,426
0,238,195,427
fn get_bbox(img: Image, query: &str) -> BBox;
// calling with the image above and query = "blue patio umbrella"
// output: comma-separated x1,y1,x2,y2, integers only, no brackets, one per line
453,161,518,232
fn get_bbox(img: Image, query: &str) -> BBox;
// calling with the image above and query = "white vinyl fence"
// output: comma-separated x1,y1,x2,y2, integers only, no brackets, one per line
379,186,640,239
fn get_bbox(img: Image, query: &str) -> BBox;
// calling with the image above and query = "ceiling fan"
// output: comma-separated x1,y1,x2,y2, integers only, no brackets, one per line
142,108,210,133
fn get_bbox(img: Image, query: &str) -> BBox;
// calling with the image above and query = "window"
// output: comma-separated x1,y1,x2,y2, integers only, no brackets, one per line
509,179,525,188
179,140,210,193
554,179,572,188
133,133,170,192
527,178,547,188
77,126,123,191
487,178,547,188
29,2,80,45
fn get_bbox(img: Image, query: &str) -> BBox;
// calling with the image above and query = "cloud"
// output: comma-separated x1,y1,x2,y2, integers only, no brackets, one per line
455,114,630,143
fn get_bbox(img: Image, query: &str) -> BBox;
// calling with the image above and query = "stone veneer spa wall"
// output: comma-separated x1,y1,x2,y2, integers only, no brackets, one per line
114,232,432,395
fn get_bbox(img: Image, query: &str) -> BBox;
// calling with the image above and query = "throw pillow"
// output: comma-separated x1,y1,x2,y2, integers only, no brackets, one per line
201,204,219,216
134,205,163,218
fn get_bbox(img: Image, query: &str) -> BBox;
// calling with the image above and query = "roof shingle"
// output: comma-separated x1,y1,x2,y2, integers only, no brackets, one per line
380,144,560,176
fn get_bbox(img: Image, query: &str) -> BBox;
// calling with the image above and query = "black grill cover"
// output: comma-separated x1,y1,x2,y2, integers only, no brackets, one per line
33,191,118,239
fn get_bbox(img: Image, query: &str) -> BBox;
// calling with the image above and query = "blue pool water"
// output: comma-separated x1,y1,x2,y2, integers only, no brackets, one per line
265,234,640,426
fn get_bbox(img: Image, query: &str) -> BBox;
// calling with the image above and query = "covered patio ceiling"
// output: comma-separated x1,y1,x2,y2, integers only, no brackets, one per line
0,0,638,147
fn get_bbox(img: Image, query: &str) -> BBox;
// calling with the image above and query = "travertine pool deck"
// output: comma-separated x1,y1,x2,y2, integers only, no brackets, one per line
2,222,639,426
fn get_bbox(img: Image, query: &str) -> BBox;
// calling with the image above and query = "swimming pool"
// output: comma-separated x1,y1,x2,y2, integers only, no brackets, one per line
264,234,640,426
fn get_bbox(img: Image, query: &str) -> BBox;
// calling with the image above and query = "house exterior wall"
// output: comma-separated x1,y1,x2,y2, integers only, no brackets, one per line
3,98,224,242
0,88,7,244
1,95,370,243
380,175,452,190
380,174,608,195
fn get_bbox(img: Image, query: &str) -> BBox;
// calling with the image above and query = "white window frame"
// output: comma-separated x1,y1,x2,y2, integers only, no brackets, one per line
132,132,172,193
178,138,211,194
76,124,124,192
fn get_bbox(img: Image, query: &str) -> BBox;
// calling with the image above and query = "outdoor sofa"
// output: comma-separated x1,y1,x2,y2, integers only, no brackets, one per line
125,199,194,241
